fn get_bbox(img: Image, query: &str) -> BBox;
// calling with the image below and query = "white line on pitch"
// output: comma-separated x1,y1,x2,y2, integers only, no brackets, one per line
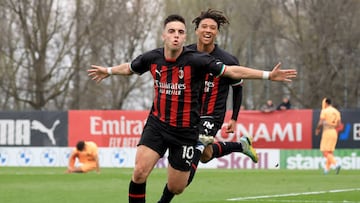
234,200,360,203
226,188,360,201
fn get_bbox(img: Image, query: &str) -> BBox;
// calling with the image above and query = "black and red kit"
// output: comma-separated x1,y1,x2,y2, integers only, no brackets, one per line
130,47,226,128
187,44,243,126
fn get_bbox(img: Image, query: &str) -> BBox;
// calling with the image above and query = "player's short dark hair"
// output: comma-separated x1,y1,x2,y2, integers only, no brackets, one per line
164,14,186,28
192,9,229,31
76,141,85,151
325,98,332,105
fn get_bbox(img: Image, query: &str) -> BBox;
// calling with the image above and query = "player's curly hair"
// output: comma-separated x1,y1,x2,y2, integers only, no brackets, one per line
192,9,229,31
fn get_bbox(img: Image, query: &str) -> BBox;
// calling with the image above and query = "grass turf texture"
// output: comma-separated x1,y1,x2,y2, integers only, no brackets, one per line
1,167,359,203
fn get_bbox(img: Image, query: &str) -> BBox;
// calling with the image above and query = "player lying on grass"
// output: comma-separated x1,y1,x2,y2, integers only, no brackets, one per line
66,140,100,174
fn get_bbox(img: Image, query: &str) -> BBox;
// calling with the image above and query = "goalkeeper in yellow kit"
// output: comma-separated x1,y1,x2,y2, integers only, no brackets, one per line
315,98,342,174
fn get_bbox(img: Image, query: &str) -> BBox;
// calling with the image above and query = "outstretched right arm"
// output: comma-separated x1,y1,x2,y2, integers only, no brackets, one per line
87,63,133,83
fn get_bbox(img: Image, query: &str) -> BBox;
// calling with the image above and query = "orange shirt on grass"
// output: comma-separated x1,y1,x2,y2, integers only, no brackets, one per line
69,141,98,169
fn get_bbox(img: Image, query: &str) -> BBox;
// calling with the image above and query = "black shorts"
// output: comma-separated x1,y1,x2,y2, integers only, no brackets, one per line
198,116,222,137
138,115,198,171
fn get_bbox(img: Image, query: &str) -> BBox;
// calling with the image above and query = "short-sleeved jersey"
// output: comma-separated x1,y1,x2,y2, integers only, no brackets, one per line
320,106,341,129
130,47,225,128
187,44,243,124
71,141,98,163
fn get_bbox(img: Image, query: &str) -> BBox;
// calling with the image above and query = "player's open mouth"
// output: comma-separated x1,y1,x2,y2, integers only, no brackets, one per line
203,34,212,39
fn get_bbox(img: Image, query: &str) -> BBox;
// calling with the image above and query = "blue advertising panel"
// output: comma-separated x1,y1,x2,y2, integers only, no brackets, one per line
0,111,68,146
312,109,360,149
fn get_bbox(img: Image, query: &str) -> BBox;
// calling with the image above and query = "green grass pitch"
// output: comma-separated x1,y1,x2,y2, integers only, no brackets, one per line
1,167,359,203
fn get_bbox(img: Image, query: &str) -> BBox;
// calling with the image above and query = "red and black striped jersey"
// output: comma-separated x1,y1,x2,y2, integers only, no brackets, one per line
187,44,243,124
130,47,225,128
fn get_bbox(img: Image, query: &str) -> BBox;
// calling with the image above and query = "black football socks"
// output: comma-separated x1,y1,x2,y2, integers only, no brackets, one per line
129,180,146,203
212,142,243,159
157,184,174,203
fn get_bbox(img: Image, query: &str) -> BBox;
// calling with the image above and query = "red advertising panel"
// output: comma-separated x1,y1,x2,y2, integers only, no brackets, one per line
69,109,313,149
217,110,313,149
68,110,148,147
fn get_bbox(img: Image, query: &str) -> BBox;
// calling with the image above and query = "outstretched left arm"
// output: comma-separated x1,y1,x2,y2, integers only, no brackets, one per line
223,62,297,82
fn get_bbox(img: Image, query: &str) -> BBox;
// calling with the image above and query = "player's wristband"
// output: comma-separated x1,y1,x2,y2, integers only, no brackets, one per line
262,71,270,80
107,67,113,75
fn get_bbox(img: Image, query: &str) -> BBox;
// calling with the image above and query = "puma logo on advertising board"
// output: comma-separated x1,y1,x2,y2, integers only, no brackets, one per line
0,119,60,146
31,120,60,145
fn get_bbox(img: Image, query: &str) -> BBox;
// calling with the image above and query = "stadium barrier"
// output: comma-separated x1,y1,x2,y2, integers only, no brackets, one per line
0,147,359,169
0,109,359,169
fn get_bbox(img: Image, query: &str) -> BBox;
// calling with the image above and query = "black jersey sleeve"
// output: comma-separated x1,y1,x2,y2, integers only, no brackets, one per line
130,49,162,75
231,84,243,121
192,52,225,76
